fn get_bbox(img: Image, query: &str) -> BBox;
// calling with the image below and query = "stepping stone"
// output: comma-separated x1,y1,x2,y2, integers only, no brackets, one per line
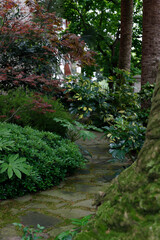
48,208,93,219
0,225,20,240
24,203,48,209
76,169,90,175
40,190,86,202
35,197,61,203
56,202,67,208
10,208,20,215
15,195,32,203
20,211,62,228
74,184,101,193
73,199,95,209
0,200,12,206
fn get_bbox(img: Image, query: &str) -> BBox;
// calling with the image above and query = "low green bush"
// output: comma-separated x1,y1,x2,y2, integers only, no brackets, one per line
0,89,72,137
0,123,86,199
103,117,146,162
61,74,109,126
61,71,140,127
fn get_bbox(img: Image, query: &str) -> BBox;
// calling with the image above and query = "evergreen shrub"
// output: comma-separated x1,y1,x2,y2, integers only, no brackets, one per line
0,123,85,199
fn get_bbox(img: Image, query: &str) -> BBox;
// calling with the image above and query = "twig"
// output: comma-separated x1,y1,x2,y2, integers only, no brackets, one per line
3,107,21,123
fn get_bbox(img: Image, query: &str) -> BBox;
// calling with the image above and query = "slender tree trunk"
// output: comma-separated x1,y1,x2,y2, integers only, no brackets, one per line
141,0,160,86
118,0,133,71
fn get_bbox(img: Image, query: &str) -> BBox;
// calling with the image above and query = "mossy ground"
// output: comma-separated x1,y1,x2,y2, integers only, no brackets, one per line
75,160,160,240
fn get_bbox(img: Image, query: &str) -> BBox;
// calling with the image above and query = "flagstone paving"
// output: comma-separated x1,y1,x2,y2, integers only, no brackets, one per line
0,132,126,239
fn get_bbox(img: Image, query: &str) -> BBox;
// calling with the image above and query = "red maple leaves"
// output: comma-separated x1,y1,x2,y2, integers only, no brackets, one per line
0,0,94,92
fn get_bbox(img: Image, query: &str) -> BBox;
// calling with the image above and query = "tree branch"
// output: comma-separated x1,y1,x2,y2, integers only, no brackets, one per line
3,107,21,123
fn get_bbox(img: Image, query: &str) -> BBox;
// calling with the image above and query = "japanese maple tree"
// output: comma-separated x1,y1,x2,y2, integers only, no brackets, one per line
0,0,94,92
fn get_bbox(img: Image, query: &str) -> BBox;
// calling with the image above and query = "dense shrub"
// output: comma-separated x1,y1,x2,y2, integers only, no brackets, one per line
0,89,72,137
0,123,86,199
61,74,109,126
61,71,140,127
103,117,146,162
137,82,155,126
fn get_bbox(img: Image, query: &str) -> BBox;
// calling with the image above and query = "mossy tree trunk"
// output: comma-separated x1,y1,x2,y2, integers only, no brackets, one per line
74,65,160,239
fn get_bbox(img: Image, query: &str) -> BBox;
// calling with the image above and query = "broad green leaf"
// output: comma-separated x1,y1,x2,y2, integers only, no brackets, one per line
13,168,22,179
0,164,9,173
8,167,13,179
9,154,19,162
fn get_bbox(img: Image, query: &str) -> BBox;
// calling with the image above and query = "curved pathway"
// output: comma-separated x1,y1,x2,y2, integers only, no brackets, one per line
0,132,125,240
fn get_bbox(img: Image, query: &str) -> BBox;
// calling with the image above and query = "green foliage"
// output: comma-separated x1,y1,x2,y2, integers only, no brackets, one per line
0,154,31,179
0,88,72,137
50,0,142,76
53,118,102,141
137,82,155,126
13,223,45,240
0,128,15,151
106,69,139,119
103,117,146,162
0,122,85,199
62,70,140,127
62,74,109,126
55,215,92,240
60,0,121,76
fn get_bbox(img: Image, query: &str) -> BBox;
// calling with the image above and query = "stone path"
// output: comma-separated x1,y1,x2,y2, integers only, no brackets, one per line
0,132,125,240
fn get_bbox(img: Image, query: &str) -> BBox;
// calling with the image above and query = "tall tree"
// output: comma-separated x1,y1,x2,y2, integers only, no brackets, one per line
141,0,160,85
118,0,133,71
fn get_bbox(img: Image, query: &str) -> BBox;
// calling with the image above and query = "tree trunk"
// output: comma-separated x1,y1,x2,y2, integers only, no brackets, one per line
141,0,160,86
74,63,160,240
141,0,160,109
118,0,133,71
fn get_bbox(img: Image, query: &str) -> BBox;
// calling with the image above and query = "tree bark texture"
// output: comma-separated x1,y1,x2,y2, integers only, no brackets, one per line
118,0,133,71
141,0,160,85
75,65,160,239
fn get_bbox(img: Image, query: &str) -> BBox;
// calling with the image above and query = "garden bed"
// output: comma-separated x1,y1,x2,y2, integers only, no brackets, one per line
0,123,86,199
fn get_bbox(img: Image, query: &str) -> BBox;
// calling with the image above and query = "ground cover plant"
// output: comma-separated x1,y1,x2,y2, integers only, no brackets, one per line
0,122,86,199
13,223,45,240
55,215,92,240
